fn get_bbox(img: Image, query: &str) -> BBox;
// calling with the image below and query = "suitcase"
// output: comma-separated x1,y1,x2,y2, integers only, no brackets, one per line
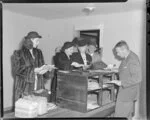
31,96,48,115
15,98,38,118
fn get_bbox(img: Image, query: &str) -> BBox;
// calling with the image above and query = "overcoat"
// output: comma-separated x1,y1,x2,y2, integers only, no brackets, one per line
12,46,52,102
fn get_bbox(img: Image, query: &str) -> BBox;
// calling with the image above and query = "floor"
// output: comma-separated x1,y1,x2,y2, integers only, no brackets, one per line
4,102,115,118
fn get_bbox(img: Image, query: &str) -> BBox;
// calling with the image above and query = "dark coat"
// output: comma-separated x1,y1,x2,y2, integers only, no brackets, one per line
50,52,73,103
71,52,92,66
54,52,73,71
12,46,52,101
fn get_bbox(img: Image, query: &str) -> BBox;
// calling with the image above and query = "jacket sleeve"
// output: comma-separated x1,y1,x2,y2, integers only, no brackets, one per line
121,60,142,88
57,53,73,70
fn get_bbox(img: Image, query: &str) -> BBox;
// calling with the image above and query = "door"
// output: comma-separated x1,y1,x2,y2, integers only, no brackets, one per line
80,30,100,48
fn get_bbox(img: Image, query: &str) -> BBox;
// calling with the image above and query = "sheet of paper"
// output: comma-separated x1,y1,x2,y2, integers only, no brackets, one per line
58,70,70,73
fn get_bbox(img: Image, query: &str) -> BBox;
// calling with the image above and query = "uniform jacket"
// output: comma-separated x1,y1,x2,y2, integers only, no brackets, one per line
117,51,142,102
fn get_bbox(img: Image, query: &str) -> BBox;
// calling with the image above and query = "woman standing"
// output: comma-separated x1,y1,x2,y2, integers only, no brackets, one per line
50,41,75,103
12,31,53,103
54,41,75,70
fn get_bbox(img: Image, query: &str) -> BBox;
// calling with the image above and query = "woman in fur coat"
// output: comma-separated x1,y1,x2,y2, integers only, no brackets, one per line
12,31,53,103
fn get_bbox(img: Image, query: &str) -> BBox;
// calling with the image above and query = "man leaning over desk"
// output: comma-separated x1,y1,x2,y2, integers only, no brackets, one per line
109,40,142,120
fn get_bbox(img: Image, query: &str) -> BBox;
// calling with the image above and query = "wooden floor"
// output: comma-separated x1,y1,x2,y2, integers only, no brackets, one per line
3,102,115,118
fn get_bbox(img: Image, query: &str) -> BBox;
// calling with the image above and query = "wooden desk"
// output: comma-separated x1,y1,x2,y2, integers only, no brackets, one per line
56,70,118,113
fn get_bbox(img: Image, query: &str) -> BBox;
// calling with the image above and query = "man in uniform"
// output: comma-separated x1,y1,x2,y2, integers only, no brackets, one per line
111,40,142,120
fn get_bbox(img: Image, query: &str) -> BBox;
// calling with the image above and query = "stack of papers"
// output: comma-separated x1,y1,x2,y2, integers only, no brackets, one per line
87,100,99,110
88,80,100,90
58,70,70,73
102,84,109,88
103,67,118,72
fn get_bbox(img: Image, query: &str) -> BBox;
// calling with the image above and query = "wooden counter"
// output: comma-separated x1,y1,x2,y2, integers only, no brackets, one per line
56,70,117,113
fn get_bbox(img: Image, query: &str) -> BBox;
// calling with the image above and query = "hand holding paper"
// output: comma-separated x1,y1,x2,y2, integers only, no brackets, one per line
105,80,121,86
71,62,84,68
34,64,56,75
46,64,57,71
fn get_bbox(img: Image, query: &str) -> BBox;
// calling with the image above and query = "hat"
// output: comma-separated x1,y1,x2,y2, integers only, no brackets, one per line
62,42,74,51
26,31,42,39
77,38,88,47
88,40,97,47
72,37,79,45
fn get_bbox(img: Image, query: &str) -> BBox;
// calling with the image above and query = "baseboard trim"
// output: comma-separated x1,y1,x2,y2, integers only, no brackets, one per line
4,106,14,114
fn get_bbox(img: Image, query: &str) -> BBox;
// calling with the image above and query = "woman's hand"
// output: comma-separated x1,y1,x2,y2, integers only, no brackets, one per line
34,64,56,75
38,69,48,75
34,68,41,74
46,64,57,71
71,62,84,68
34,65,48,74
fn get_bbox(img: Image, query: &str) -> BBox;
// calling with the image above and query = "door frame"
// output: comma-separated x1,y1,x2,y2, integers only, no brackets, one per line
74,24,104,48
80,29,100,48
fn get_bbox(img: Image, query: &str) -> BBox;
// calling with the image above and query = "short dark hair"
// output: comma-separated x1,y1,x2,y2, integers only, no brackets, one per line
22,37,33,49
114,40,129,50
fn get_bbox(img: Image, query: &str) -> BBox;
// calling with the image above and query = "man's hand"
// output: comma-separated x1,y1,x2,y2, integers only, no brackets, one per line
111,80,121,86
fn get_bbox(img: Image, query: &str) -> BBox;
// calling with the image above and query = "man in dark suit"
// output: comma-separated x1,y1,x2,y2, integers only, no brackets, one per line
111,40,142,119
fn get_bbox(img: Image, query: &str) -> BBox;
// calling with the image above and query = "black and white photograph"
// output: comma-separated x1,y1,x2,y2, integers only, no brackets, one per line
1,0,148,120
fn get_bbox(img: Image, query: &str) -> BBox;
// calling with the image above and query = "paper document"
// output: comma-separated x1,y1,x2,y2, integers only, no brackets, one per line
58,70,70,73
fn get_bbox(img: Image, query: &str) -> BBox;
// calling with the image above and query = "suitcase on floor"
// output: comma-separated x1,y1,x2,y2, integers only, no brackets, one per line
30,96,48,115
15,98,38,118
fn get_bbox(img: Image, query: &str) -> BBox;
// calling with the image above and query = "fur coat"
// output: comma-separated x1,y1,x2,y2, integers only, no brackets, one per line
12,46,53,101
